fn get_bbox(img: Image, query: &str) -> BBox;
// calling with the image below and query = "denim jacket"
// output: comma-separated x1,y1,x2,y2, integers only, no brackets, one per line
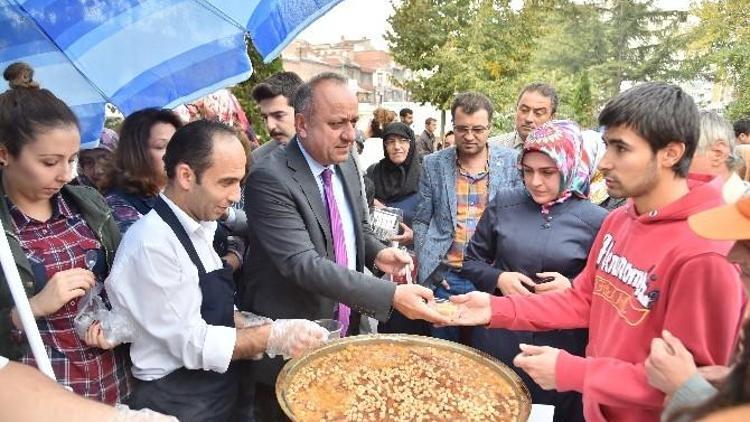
413,143,522,284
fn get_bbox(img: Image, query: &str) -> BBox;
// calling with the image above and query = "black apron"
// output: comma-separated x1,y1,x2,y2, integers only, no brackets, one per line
129,197,238,421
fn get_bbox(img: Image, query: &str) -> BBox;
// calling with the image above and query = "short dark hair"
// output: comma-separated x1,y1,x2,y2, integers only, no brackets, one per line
293,72,348,117
0,62,79,156
251,72,303,106
598,82,699,177
734,118,750,137
104,108,183,196
425,117,437,125
451,92,494,121
445,130,454,137
399,108,413,118
517,83,559,115
164,120,238,182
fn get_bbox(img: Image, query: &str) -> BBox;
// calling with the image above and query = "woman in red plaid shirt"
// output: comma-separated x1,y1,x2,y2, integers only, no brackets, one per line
0,63,130,404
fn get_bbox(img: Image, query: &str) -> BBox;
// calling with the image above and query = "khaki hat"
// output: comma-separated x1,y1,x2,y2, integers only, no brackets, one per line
688,196,750,240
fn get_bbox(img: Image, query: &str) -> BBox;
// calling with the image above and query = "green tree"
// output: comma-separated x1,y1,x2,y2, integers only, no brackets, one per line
530,0,686,113
231,40,284,142
571,71,595,128
683,0,750,120
386,0,550,132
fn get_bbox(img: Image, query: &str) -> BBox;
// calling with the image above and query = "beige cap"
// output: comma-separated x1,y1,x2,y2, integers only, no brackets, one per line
688,196,750,240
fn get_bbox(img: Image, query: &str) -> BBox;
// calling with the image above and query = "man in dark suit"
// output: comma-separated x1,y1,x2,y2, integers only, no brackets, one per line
241,72,449,420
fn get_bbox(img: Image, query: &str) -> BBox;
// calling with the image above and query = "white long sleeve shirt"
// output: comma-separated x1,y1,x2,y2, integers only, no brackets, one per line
105,194,235,381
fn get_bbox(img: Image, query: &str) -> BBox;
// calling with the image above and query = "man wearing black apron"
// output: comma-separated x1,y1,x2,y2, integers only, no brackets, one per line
106,120,327,421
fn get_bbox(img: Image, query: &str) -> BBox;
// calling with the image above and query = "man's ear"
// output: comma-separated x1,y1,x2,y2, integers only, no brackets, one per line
295,113,307,139
661,141,687,169
174,163,194,190
0,145,9,166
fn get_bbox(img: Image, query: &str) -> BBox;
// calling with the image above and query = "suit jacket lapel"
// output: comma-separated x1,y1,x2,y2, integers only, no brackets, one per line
442,148,458,227
287,139,332,248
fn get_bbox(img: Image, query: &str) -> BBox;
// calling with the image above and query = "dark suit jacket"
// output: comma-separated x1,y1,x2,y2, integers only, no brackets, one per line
241,137,395,384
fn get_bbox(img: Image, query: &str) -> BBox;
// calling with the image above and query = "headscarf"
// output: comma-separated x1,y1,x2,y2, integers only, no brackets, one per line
97,128,119,153
580,129,610,205
520,120,591,214
368,122,421,203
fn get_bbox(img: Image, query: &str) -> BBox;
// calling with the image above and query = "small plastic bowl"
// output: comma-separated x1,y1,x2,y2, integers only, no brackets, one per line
314,319,343,340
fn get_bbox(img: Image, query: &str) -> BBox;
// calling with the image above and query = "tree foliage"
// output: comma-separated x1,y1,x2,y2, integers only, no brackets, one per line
682,0,750,120
531,0,686,113
386,0,551,130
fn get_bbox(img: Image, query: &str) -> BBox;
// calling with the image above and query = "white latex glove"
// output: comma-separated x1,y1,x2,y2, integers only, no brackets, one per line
110,405,178,421
265,319,329,359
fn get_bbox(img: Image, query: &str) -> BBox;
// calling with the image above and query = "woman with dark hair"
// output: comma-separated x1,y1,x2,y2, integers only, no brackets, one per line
462,120,607,422
102,108,183,234
0,63,129,403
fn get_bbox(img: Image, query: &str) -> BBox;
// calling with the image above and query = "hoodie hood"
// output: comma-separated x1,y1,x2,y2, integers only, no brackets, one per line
623,173,725,224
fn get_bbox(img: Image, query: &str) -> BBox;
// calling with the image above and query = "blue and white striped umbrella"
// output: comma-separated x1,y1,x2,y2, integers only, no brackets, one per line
0,0,341,148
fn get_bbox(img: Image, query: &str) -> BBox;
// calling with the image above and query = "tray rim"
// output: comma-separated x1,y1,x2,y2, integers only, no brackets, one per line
275,333,532,421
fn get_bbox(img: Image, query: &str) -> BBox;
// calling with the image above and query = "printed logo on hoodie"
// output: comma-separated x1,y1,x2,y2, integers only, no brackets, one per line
593,233,660,326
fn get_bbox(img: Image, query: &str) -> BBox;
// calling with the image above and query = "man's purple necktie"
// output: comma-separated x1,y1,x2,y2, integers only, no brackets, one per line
321,169,351,335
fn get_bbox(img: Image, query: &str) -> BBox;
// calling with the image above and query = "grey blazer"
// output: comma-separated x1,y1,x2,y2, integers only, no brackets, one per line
241,138,395,384
413,144,522,284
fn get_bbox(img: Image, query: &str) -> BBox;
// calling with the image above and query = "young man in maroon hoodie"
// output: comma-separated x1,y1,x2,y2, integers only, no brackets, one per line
449,82,747,422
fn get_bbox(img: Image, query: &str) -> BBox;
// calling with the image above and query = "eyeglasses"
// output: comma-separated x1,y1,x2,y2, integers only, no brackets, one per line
454,126,489,136
384,138,410,147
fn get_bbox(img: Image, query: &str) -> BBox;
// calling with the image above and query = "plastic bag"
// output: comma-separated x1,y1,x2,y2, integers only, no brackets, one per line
73,283,136,345
265,319,329,360
110,405,178,422
73,283,107,340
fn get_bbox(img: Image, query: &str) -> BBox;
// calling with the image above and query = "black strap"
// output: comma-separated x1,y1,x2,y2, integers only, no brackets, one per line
109,188,155,215
153,197,207,275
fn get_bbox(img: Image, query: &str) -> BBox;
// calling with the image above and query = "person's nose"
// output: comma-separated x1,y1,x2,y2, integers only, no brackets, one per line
61,161,75,184
342,122,356,143
598,149,614,173
229,182,241,204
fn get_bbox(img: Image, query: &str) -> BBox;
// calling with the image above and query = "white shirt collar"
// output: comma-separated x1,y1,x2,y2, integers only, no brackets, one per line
298,138,335,178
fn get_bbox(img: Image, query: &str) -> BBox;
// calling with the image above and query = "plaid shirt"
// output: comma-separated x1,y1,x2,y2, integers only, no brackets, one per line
444,162,490,268
9,194,130,404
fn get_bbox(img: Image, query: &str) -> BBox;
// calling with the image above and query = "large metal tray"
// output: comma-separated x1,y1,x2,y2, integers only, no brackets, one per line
276,334,532,421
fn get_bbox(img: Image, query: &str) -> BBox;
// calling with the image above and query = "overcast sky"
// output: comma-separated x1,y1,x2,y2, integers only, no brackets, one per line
298,0,694,49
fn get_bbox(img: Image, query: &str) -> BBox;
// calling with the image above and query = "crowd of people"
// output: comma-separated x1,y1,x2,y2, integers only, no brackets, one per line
2,59,750,422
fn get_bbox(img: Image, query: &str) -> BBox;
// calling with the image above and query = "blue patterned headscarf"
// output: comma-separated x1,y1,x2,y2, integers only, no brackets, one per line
520,120,592,213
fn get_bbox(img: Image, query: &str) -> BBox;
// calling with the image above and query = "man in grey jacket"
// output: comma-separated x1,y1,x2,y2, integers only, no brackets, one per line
413,92,522,342
242,72,449,420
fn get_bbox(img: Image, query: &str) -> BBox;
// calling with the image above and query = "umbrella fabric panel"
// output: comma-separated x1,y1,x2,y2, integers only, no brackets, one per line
12,0,253,112
0,0,252,146
0,1,106,148
208,0,343,62
0,0,344,146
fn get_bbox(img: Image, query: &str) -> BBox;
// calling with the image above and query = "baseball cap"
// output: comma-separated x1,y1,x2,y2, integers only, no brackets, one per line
688,195,750,240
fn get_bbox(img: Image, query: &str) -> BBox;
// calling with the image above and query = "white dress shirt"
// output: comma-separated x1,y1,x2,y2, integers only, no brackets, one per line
105,194,235,381
298,141,357,270
0,355,7,370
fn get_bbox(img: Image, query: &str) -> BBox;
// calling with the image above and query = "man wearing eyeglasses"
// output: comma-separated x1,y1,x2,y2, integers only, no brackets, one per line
493,83,558,151
413,92,522,343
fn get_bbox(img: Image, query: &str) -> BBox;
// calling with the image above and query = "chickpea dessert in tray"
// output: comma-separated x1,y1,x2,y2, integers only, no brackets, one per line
277,335,530,422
